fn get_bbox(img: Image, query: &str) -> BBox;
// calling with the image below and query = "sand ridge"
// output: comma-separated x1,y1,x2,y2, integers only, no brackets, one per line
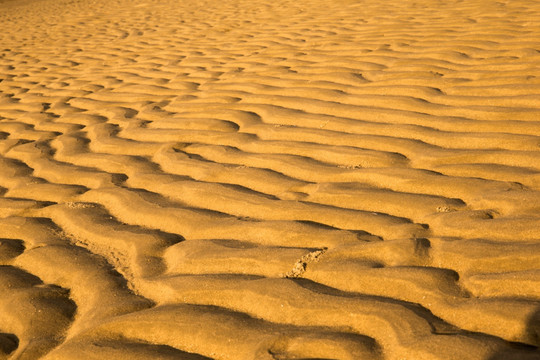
0,0,539,358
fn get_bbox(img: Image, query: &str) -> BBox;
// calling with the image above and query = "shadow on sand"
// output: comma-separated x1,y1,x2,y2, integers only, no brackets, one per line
487,305,540,359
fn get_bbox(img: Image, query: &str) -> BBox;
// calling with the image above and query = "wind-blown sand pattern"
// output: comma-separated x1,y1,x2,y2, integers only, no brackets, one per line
0,0,539,358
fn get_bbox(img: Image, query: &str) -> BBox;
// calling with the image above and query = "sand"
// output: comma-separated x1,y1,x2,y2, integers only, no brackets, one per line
0,0,539,358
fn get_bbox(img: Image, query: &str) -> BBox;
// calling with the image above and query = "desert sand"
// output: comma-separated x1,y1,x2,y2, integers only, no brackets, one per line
0,0,539,358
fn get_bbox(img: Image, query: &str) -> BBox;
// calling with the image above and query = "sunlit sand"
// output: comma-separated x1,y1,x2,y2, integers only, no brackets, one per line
0,0,539,359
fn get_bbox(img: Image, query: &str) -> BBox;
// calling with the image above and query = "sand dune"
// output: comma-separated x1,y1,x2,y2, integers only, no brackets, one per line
0,0,539,359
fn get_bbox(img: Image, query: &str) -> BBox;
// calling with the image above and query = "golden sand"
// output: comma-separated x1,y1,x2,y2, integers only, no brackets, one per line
0,0,539,359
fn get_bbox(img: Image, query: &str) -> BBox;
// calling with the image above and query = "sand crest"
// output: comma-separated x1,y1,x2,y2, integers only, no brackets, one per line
0,0,539,359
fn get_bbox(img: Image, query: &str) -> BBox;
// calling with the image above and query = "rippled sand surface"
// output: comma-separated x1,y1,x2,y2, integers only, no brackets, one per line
0,0,539,359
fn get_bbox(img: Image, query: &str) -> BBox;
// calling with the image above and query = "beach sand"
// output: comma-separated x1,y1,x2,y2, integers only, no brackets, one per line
0,0,539,358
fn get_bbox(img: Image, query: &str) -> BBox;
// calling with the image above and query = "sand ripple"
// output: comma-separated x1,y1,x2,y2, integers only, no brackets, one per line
0,0,539,359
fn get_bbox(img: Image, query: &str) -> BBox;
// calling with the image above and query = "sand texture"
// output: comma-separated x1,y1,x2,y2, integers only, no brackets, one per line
0,0,540,358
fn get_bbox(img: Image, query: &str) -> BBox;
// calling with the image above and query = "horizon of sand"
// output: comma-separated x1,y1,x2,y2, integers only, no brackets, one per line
0,0,539,359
